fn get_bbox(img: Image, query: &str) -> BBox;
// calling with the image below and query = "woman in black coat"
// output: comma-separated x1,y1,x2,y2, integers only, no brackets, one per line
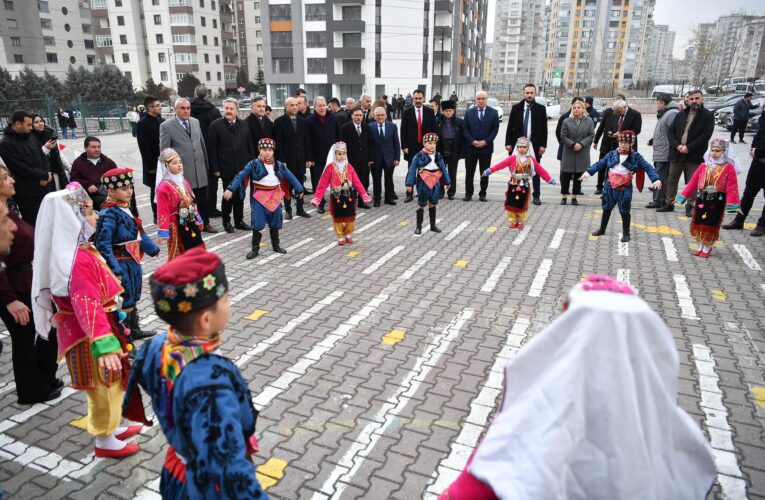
31,115,70,190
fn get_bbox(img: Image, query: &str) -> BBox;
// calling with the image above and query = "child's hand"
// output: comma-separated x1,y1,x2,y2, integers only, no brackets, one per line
444,185,450,192
578,172,590,182
675,195,686,205
310,198,320,207
481,169,489,177
652,180,662,190
223,190,233,200
549,178,557,185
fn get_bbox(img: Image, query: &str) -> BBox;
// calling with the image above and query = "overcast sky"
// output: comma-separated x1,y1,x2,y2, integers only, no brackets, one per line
486,0,765,59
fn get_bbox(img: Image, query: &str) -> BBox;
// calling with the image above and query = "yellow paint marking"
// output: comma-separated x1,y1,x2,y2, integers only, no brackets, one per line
752,387,765,408
399,221,409,226
260,242,267,247
678,216,689,221
70,416,88,430
321,214,332,220
245,309,269,321
588,235,599,241
486,226,497,233
745,223,757,230
711,290,727,301
631,223,682,235
256,458,288,490
382,329,406,345
346,251,360,257
455,260,469,268
594,209,603,214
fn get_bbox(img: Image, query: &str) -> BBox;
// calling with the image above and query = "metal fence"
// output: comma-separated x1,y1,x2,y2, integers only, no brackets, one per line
0,96,134,136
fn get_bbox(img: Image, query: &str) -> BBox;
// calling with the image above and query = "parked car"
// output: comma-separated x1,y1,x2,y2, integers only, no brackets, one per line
590,97,605,119
487,98,504,122
717,97,763,128
706,94,744,112
160,101,172,113
536,96,561,119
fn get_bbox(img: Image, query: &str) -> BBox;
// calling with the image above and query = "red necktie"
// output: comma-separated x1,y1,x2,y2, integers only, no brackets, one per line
417,108,422,144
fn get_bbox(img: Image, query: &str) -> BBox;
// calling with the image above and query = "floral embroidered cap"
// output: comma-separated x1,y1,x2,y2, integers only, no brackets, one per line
422,132,439,143
101,167,135,189
150,247,229,315
258,137,276,150
617,130,637,144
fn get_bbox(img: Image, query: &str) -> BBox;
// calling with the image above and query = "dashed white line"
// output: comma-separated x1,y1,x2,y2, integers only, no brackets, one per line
444,221,471,241
290,242,339,268
356,214,390,233
548,228,565,249
734,244,762,271
616,268,631,285
256,237,314,265
618,235,629,256
234,290,343,368
528,259,553,297
673,274,699,320
480,256,512,293
512,225,530,245
691,344,747,498
207,233,251,252
139,314,158,327
230,281,269,304
313,308,475,500
362,245,405,275
426,316,530,498
662,237,678,262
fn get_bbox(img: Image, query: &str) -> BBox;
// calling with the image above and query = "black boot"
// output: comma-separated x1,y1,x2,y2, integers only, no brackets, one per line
130,309,156,340
591,209,612,236
621,213,631,242
429,206,441,233
317,199,326,214
246,231,262,260
414,208,424,235
270,228,287,254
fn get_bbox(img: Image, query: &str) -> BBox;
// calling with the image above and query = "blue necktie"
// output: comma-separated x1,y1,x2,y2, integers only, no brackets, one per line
379,123,384,138
479,108,484,122
523,105,531,136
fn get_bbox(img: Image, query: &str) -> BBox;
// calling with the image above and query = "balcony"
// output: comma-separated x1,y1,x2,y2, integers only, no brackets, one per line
435,0,453,13
329,19,365,32
333,46,364,59
435,26,452,39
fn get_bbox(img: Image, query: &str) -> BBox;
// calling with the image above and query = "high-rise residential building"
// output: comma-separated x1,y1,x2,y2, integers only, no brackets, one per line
483,42,493,90
731,18,765,79
236,0,264,84
709,14,760,80
0,0,98,79
544,0,656,93
643,24,675,83
491,0,545,92
260,0,486,106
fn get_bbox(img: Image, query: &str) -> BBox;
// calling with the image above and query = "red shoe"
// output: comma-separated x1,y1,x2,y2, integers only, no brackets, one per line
692,250,703,257
516,222,524,229
115,425,142,441
95,442,141,458
509,222,518,228
345,236,353,244
337,239,345,246
699,250,711,259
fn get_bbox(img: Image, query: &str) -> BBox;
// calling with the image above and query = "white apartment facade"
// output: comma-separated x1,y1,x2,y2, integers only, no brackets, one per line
491,0,546,92
644,23,675,83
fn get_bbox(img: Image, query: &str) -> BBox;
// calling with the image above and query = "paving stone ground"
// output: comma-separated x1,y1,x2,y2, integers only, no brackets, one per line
0,117,764,499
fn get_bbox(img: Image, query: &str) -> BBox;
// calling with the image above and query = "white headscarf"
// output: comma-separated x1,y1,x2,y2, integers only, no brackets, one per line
325,142,348,172
514,137,537,163
469,279,716,500
31,183,95,340
154,148,187,203
703,138,743,174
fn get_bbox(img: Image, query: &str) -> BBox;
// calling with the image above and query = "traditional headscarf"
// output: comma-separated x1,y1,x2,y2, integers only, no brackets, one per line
154,148,186,203
325,141,348,172
704,137,743,173
513,136,537,163
31,182,95,340
468,275,716,499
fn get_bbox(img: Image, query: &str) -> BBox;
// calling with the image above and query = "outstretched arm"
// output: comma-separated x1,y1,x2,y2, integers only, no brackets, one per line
310,165,333,206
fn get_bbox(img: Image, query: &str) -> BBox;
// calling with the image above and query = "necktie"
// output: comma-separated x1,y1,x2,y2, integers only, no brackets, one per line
183,121,190,136
479,108,484,122
291,118,297,130
523,105,531,136
617,115,624,131
417,108,422,143
357,125,361,136
379,123,384,138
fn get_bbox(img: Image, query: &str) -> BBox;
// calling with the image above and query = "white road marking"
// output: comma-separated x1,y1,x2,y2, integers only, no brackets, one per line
356,214,390,233
325,211,366,231
362,245,405,275
512,225,530,245
256,237,314,265
0,329,7,339
426,316,530,498
254,250,436,411
662,237,678,262
734,244,762,271
230,281,269,304
207,233,251,252
313,309,475,500
548,228,565,249
618,234,629,256
290,242,339,268
616,268,631,285
673,274,699,320
0,380,16,396
139,314,158,327
480,256,512,293
692,344,747,498
528,259,553,297
444,221,470,241
234,290,343,368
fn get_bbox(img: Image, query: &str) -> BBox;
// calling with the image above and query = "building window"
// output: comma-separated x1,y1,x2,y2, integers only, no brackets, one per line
46,52,58,63
254,16,260,23
269,4,290,20
122,53,130,62
175,52,197,64
173,33,193,44
156,34,163,44
271,31,292,48
214,36,218,46
38,1,49,13
85,39,94,49
204,53,209,63
120,34,128,44
160,71,168,80
6,18,16,28
217,72,221,80
199,0,204,6
305,4,325,21
44,36,55,46
40,18,52,29
82,23,91,33
124,71,131,79
212,19,217,29
3,1,13,11
171,13,193,25
117,15,125,26
158,52,166,62
342,59,361,74
342,6,361,20
202,35,208,45
153,0,159,4
13,54,22,63
100,17,109,27
154,14,162,24
272,57,293,74
87,55,95,65
95,35,112,47
115,0,122,5
206,71,211,80
200,16,206,26
10,36,19,46
64,23,70,31
342,33,361,47
215,54,220,63
307,58,327,74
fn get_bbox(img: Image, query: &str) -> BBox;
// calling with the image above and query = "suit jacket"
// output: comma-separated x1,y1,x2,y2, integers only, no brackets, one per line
667,106,715,164
244,113,273,147
506,100,548,158
189,97,222,148
434,115,465,161
400,105,436,161
594,107,642,158
159,116,209,189
306,113,341,168
559,116,595,173
341,120,373,173
463,106,500,156
334,109,352,126
272,114,312,176
136,113,165,187
370,120,401,167
207,117,255,180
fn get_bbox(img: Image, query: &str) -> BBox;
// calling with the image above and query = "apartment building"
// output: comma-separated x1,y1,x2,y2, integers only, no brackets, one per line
643,23,675,83
731,18,765,79
491,0,546,91
236,0,264,83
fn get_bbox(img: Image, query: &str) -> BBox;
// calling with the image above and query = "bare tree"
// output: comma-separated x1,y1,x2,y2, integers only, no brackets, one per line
687,24,718,88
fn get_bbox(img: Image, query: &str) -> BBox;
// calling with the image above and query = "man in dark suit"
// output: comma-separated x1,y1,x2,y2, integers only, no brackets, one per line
136,95,165,222
334,98,355,126
306,97,341,199
400,89,436,165
245,96,273,147
593,95,641,194
208,98,256,233
370,107,401,206
506,84,548,205
462,90,500,201
341,107,373,208
272,97,313,219
190,85,223,217
435,100,464,200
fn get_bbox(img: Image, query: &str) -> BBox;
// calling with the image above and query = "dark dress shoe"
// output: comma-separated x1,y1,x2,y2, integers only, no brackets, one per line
373,200,381,207
723,220,744,230
404,193,414,203
223,222,235,233
392,193,399,200
235,221,250,231
574,191,584,195
209,209,223,218
479,195,487,202
358,202,371,209
685,204,693,217
646,202,660,209
202,224,219,233
285,212,293,220
385,200,397,206
656,205,674,212
594,189,603,195
463,195,472,201
132,329,157,340
560,198,567,205
447,194,455,200
296,210,311,218
751,226,765,237
533,199,542,206
317,206,325,214
571,198,579,206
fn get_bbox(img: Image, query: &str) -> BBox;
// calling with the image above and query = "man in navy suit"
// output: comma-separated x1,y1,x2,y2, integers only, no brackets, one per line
370,107,401,206
462,90,500,201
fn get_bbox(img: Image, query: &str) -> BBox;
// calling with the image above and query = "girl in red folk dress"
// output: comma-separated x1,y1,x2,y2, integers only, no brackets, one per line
155,148,205,261
675,138,741,258
482,137,556,229
311,141,372,246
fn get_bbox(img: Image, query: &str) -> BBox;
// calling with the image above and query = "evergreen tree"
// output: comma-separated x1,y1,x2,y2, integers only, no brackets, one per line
42,71,67,104
254,63,266,96
0,67,20,101
17,67,46,99
177,73,202,98
135,77,172,101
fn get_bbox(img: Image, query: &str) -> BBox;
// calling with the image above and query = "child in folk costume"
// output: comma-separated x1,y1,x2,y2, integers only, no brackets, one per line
95,168,160,342
579,130,662,242
223,137,304,259
122,247,267,498
31,183,142,459
482,137,556,229
311,141,372,246
404,132,452,235
155,148,205,261
675,138,741,258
